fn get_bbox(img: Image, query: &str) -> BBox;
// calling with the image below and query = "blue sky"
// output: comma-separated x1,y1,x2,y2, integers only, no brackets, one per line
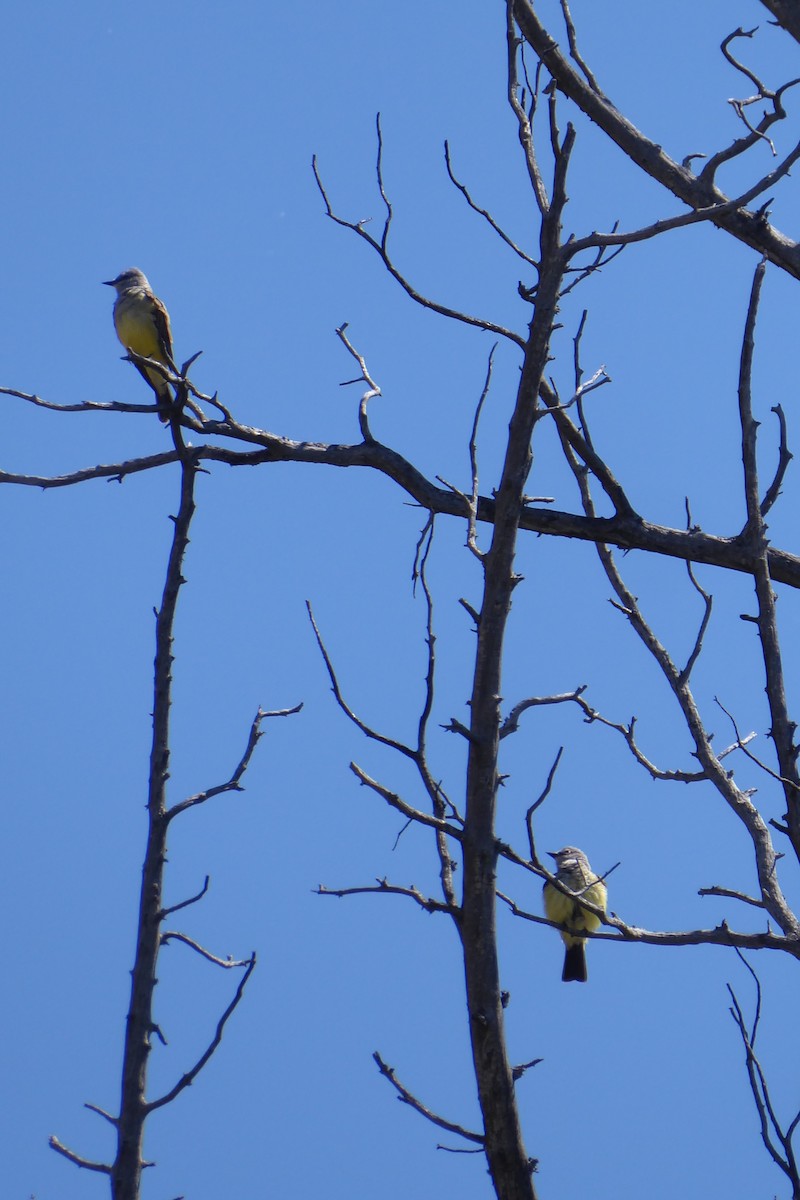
3,2,800,1198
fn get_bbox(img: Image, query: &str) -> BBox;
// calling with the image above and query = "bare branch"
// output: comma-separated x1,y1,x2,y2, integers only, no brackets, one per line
336,322,382,443
506,0,549,215
145,956,256,1115
113,446,202,1195
409,518,461,907
160,876,210,920
7,420,800,595
545,293,798,936
464,347,496,560
444,142,536,266
736,261,800,853
167,705,302,822
48,1137,111,1174
572,694,705,783
704,29,800,171
539,378,635,519
373,1052,484,1144
350,762,464,841
679,506,714,687
84,1102,119,1128
558,0,600,90
0,447,180,489
497,889,798,954
715,696,799,791
511,1057,543,1082
760,404,792,517
312,128,525,349
0,384,168,420
501,686,587,738
728,964,800,1186
316,878,456,916
160,931,253,968
307,601,418,762
526,746,564,864
698,886,765,908
512,0,800,279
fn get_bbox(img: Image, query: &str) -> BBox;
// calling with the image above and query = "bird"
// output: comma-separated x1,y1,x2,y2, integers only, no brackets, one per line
104,268,177,421
542,846,607,982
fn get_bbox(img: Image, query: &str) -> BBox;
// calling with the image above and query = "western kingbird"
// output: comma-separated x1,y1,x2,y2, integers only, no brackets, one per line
542,846,607,983
104,268,176,421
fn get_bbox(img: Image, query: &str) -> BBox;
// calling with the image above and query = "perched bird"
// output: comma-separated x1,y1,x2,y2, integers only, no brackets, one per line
542,846,607,983
104,268,176,421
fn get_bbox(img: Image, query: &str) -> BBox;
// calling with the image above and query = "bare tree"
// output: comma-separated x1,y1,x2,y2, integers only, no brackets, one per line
6,2,800,1198
44,411,300,1198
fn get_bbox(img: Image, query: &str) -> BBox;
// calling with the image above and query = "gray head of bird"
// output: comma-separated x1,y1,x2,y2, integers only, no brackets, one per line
548,847,588,871
102,267,150,294
546,849,585,868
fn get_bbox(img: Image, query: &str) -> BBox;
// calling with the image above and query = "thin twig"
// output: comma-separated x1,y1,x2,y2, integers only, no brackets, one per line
84,1103,119,1128
350,762,464,841
336,323,382,442
679,502,714,687
316,879,455,915
160,876,210,919
507,0,549,215
444,142,536,265
312,125,525,349
160,931,253,968
145,956,257,1114
373,1052,484,1143
558,0,600,92
526,746,564,864
698,886,765,908
167,705,302,822
760,405,792,517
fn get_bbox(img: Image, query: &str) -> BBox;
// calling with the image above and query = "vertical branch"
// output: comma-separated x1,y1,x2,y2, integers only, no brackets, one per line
459,80,575,1192
737,259,800,856
111,449,200,1200
546,296,796,936
414,517,459,911
506,0,549,216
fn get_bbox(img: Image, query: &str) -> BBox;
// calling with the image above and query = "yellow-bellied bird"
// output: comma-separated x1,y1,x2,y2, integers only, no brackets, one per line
542,846,607,983
104,268,176,421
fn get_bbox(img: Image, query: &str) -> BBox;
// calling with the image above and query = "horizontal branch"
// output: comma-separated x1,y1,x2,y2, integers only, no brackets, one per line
160,930,254,967
497,890,798,954
5,416,800,590
316,877,457,916
195,439,800,590
500,686,588,738
0,448,179,488
0,385,167,419
48,1136,111,1174
698,885,764,908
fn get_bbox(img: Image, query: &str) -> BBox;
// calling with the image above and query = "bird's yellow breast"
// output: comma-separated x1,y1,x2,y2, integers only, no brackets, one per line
114,303,165,361
543,877,606,935
543,882,573,926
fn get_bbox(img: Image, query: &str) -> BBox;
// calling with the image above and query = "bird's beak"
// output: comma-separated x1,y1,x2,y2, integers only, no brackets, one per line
547,851,558,860
102,279,116,287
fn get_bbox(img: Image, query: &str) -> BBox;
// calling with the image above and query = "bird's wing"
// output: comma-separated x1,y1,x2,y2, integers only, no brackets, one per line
151,295,175,366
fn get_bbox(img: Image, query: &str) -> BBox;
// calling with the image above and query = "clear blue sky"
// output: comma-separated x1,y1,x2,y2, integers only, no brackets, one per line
3,2,800,1197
